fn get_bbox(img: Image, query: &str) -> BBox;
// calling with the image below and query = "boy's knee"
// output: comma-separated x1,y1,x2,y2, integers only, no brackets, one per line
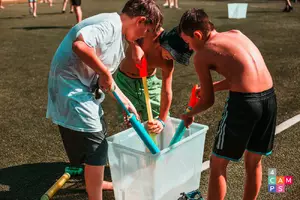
245,151,262,164
245,151,262,171
210,154,229,171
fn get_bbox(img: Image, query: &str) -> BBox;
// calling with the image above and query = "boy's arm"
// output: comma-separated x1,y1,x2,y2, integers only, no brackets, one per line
213,79,230,92
147,61,174,134
107,79,140,120
186,52,214,117
159,61,174,122
72,34,113,90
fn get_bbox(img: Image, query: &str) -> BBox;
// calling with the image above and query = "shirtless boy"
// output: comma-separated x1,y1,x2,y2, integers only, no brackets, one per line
116,26,193,134
179,9,277,200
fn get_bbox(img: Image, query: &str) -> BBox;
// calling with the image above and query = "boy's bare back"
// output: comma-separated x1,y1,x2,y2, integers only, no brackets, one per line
200,30,273,93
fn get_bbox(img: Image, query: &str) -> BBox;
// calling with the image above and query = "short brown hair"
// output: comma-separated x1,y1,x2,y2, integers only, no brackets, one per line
122,0,163,32
179,8,214,37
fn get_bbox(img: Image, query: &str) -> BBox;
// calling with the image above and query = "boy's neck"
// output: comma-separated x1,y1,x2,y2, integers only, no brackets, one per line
206,30,217,42
194,30,218,52
153,27,164,41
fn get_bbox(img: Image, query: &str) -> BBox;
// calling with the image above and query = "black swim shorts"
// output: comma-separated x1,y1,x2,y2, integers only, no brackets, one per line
213,87,277,161
58,117,108,166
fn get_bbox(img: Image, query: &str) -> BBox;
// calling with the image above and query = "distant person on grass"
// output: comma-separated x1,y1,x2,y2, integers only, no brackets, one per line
28,0,37,17
39,0,52,7
163,0,180,9
163,0,173,8
179,9,277,200
62,0,74,14
116,26,192,134
46,0,162,199
0,0,4,9
71,0,82,23
283,0,293,12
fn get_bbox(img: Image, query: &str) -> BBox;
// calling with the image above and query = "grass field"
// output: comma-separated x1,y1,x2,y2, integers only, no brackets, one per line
0,0,300,199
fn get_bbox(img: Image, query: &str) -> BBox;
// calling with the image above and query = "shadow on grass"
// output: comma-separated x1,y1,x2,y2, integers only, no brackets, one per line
0,162,113,200
0,162,73,200
214,10,281,19
11,26,72,30
0,16,27,20
0,12,63,20
247,10,282,13
214,16,230,19
51,166,113,200
38,12,66,16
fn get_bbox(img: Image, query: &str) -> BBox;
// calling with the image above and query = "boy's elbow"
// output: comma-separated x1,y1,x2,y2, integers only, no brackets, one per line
162,89,172,97
208,97,215,107
161,90,173,101
72,41,81,52
208,99,214,107
72,41,87,54
204,97,214,108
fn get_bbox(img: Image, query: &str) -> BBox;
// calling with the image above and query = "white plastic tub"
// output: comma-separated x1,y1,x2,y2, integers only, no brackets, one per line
107,117,208,200
228,3,248,19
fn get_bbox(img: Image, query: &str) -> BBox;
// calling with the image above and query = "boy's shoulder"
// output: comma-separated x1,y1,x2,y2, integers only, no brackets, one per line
161,59,174,70
206,30,243,45
147,29,163,44
101,12,121,27
193,47,216,69
194,47,212,59
87,12,121,27
227,29,242,34
74,12,121,34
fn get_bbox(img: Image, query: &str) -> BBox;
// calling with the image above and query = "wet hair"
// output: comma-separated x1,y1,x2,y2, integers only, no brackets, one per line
178,8,215,38
122,0,163,32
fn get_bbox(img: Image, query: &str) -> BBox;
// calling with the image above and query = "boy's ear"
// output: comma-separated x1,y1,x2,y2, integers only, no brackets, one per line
137,16,147,24
193,31,203,40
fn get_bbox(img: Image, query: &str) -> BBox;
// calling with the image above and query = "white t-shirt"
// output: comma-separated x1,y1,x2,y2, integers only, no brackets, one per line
46,13,125,132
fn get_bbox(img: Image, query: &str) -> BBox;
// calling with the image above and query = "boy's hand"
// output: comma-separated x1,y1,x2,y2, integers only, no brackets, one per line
98,72,113,92
146,119,164,134
125,102,140,121
195,85,202,99
122,111,132,128
181,114,194,128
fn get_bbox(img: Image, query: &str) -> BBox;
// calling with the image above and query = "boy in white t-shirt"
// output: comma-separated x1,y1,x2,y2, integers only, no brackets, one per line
46,1,162,199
